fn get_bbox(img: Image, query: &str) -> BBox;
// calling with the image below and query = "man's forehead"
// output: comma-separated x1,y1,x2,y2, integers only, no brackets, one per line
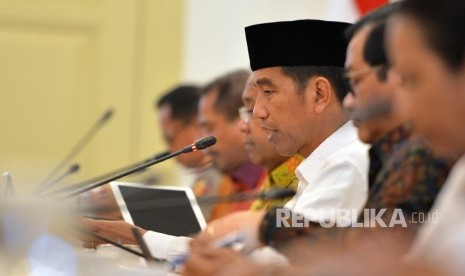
158,104,171,116
199,91,218,112
199,100,226,122
252,68,282,85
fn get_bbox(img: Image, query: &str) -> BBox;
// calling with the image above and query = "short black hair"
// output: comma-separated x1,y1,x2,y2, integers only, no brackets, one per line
156,85,201,125
364,23,389,80
201,69,250,121
281,66,349,103
345,2,400,41
345,3,400,81
398,0,465,70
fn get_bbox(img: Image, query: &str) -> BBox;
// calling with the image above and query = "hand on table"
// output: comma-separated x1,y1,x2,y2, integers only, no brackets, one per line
80,217,146,249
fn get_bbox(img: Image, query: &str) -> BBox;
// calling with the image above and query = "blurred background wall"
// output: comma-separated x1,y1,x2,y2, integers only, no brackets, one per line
0,0,386,193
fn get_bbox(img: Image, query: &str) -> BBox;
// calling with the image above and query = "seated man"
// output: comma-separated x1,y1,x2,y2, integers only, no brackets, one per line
196,70,264,218
387,0,465,274
189,19,369,253
156,84,223,220
184,20,374,274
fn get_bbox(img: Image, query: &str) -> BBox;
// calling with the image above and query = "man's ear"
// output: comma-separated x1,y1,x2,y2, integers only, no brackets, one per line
313,76,332,114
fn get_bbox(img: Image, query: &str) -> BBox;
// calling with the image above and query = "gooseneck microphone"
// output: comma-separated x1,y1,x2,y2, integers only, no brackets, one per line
35,164,80,195
182,136,217,152
44,151,170,197
37,108,114,192
64,136,217,198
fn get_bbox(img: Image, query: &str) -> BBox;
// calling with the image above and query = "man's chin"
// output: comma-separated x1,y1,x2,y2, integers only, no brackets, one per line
356,125,377,144
248,155,264,166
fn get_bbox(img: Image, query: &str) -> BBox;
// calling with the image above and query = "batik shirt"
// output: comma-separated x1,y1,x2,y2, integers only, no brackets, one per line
365,124,453,215
250,155,304,211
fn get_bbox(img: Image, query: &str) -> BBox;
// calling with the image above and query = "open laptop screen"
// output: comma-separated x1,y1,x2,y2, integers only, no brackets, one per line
111,182,206,236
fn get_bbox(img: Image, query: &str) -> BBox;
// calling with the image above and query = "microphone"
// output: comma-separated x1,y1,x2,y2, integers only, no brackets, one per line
181,136,217,153
34,164,80,195
44,151,170,196
37,108,114,191
64,136,217,198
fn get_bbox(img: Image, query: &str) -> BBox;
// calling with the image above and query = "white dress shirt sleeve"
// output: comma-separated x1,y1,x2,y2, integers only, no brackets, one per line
142,231,191,260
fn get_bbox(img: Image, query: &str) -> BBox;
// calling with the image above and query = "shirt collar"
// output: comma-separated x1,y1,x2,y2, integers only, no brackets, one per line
295,121,362,184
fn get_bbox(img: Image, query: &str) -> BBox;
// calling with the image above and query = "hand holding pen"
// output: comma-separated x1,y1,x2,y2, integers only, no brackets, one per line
169,231,245,272
180,232,249,276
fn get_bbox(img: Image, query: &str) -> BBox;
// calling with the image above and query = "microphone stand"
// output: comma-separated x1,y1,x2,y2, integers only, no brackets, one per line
35,164,80,195
37,108,114,191
64,150,186,198
45,151,170,197
62,136,216,198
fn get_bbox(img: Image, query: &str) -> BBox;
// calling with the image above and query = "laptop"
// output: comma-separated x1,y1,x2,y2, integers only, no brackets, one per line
110,182,206,236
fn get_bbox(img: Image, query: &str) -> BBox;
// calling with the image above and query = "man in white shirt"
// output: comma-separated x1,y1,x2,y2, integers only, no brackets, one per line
186,19,369,267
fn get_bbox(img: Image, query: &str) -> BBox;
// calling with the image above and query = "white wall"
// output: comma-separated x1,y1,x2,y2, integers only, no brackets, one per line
182,0,359,83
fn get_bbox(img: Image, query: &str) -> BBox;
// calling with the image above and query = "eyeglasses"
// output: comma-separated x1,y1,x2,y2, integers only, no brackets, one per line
344,64,385,90
238,106,252,123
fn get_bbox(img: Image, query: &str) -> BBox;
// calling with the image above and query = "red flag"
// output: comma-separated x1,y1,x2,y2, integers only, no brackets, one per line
355,0,389,15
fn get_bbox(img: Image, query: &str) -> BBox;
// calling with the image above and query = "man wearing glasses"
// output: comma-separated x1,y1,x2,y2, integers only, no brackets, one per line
343,4,454,225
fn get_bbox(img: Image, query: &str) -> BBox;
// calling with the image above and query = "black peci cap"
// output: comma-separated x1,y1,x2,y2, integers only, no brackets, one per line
245,19,351,71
